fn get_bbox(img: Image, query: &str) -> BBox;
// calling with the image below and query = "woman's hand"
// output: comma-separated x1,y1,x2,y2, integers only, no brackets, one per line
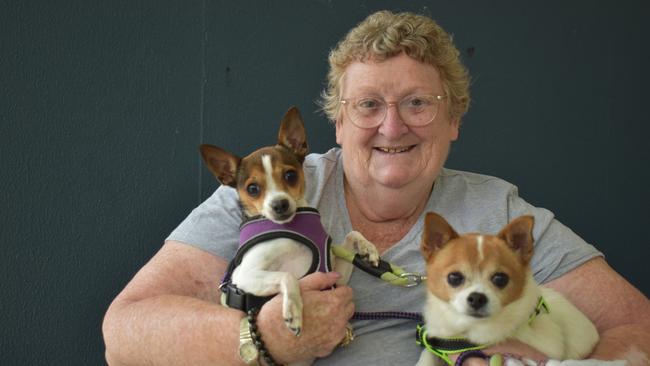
256,271,355,364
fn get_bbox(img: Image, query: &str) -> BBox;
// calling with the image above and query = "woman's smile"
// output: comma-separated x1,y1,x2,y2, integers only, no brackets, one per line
373,145,415,154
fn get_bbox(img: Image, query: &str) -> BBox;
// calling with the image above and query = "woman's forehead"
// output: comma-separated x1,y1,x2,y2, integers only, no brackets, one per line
341,55,442,95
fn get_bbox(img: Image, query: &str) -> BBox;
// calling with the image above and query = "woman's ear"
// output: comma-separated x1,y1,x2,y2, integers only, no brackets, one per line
450,118,460,141
335,118,344,145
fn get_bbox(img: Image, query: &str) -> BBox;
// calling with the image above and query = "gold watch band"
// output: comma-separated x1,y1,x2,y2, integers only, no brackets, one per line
238,316,259,365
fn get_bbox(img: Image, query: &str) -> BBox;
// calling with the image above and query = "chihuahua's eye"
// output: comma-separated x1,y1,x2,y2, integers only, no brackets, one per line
447,272,465,287
491,272,509,289
246,183,260,197
283,170,298,185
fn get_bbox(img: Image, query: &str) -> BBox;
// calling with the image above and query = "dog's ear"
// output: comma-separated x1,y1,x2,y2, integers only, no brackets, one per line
278,106,309,161
421,212,459,261
498,215,535,264
199,144,241,187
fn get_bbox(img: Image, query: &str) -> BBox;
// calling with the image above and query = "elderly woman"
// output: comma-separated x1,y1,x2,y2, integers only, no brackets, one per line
102,10,649,365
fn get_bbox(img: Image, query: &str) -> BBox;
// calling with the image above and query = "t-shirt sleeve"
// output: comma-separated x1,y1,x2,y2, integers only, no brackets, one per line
507,188,602,284
166,185,242,261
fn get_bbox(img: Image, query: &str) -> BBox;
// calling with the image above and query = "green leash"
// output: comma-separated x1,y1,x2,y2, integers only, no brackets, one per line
331,244,426,287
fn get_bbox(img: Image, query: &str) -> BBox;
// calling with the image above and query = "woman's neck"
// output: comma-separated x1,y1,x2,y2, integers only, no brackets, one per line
344,175,432,222
343,177,433,252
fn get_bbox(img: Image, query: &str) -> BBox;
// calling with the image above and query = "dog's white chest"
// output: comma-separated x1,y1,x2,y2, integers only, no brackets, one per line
232,238,313,283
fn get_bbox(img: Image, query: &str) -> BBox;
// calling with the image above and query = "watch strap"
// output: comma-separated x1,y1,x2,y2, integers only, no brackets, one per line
238,316,259,365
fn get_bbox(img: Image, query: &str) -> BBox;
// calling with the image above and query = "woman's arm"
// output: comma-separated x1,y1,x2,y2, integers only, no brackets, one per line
102,240,353,365
545,257,650,364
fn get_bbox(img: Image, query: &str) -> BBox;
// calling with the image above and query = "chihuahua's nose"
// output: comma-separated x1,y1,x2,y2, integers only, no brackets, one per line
272,199,290,215
467,292,488,310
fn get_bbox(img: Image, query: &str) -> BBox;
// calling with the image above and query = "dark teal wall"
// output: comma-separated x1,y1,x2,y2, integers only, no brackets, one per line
2,1,648,364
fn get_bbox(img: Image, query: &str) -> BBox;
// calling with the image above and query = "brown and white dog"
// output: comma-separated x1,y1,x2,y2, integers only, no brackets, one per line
200,106,378,341
416,212,626,366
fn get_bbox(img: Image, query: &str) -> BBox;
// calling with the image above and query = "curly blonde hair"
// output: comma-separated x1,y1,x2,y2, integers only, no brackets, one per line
319,10,470,124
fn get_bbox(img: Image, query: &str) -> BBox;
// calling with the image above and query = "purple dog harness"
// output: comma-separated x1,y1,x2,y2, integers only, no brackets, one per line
220,207,332,312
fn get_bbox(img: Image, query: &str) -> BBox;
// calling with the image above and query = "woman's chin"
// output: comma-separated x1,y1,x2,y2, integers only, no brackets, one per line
369,167,418,189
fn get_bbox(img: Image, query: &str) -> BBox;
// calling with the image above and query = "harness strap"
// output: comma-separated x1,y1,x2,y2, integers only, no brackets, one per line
528,296,550,324
426,336,483,352
416,324,488,366
219,282,273,313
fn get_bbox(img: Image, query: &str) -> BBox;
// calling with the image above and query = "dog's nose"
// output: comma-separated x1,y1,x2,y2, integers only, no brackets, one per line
467,292,488,310
271,199,290,215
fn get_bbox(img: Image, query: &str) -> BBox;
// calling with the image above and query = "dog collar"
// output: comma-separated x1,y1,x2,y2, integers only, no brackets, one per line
416,297,550,365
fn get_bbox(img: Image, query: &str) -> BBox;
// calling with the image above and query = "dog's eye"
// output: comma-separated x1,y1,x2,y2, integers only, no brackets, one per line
284,170,298,185
447,272,465,287
491,272,509,289
246,183,260,197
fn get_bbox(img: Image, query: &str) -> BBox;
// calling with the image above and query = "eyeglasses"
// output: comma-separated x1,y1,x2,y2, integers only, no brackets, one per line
340,94,447,129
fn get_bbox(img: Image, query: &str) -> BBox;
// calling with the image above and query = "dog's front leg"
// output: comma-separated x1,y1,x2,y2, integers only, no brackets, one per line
235,270,303,336
333,231,380,285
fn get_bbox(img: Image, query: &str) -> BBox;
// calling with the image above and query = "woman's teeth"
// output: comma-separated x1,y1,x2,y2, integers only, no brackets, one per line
376,146,411,153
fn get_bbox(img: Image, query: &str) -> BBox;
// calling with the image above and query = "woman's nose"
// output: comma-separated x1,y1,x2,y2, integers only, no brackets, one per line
378,103,408,137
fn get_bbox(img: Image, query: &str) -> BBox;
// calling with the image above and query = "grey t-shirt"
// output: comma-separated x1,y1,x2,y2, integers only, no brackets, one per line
167,147,601,365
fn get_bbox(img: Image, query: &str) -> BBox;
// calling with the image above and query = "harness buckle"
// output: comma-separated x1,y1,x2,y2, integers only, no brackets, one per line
399,272,427,287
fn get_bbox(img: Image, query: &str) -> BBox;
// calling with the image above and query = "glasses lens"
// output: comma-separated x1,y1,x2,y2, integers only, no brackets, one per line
399,95,438,126
349,97,384,128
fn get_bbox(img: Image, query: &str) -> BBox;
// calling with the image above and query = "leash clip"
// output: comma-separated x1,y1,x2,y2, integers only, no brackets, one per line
399,272,427,287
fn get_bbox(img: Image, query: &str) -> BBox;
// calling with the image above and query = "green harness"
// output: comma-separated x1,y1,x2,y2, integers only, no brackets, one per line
416,297,550,366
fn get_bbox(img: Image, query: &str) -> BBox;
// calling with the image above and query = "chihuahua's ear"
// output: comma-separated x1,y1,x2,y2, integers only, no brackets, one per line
498,215,535,264
421,212,459,261
199,144,241,187
278,106,309,161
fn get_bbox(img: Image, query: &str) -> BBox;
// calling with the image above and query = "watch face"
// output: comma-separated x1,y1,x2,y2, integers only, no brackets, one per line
239,342,258,363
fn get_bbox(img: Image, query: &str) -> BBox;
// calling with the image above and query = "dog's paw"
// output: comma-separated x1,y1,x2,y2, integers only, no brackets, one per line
346,231,380,267
283,293,303,336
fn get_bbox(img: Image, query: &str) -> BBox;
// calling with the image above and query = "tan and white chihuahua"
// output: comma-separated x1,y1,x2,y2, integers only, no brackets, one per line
416,212,626,366
200,106,379,338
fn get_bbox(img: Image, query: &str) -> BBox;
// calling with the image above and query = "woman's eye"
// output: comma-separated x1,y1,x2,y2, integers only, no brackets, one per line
284,170,298,185
447,272,465,287
246,183,260,197
491,272,509,289
405,96,431,108
358,98,381,109
410,98,425,106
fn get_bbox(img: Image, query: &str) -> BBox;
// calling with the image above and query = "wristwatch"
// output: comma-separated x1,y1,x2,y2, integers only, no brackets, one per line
239,316,259,365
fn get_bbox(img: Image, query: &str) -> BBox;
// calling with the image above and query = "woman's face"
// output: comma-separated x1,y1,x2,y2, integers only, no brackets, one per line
336,53,459,191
